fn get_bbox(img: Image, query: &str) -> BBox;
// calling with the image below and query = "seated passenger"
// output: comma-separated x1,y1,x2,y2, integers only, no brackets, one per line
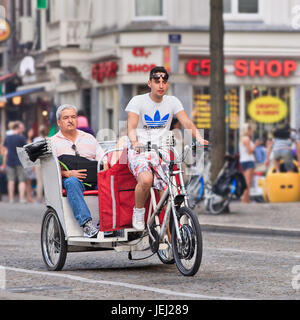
51,104,105,238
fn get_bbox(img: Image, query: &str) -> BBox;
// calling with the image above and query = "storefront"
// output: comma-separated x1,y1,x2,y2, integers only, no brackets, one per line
89,32,300,154
182,55,299,153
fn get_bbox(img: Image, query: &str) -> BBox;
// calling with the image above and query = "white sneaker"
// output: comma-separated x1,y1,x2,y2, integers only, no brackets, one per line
132,207,145,231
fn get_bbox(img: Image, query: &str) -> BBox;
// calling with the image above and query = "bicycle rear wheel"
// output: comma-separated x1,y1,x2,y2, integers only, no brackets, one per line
171,206,202,276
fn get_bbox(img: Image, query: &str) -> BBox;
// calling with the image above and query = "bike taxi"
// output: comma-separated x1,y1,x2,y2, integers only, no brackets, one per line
18,134,203,276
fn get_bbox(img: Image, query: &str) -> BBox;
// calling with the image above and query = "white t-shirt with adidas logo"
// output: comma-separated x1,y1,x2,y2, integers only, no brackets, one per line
125,93,184,145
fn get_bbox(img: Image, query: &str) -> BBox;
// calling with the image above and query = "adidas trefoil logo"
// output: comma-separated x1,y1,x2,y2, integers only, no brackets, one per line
144,110,170,128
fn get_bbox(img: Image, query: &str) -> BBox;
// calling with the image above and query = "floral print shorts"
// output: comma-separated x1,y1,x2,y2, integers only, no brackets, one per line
127,148,168,191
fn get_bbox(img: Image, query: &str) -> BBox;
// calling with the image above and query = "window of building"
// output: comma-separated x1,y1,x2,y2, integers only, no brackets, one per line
134,0,164,20
223,0,261,20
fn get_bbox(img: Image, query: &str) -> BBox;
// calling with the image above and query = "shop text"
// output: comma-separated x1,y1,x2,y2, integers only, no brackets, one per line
186,58,297,78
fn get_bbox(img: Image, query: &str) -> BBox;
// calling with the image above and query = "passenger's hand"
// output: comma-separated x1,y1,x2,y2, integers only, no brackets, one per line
67,169,87,181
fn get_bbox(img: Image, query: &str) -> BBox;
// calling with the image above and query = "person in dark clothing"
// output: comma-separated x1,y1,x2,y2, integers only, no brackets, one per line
1,121,28,203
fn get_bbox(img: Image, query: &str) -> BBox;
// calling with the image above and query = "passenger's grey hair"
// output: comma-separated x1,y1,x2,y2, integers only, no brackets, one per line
56,104,78,120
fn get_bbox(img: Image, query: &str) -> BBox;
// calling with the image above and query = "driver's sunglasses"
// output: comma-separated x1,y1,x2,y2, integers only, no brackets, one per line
72,144,80,156
151,73,169,81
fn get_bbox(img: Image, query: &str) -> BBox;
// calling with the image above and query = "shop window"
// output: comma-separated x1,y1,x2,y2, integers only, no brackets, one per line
134,0,164,20
193,86,240,154
223,0,261,20
245,86,291,141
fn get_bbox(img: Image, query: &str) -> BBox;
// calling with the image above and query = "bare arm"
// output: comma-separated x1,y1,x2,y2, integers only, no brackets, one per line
1,146,7,169
127,112,140,148
175,110,208,144
264,139,273,167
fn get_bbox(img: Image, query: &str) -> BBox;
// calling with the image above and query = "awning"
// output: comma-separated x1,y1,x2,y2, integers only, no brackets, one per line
2,86,44,99
0,72,17,82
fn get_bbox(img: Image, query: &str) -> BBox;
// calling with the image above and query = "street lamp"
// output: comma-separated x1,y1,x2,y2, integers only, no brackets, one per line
12,96,22,105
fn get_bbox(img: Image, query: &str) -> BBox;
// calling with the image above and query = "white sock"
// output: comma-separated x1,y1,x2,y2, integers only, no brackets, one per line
134,207,145,215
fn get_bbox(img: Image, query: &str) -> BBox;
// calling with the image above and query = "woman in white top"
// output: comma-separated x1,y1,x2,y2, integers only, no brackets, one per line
239,123,261,203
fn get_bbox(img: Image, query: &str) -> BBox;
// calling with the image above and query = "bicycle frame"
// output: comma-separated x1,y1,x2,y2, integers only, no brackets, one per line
99,144,189,245
145,146,189,245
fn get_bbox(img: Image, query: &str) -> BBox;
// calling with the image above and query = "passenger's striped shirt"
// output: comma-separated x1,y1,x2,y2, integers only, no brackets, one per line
51,129,104,161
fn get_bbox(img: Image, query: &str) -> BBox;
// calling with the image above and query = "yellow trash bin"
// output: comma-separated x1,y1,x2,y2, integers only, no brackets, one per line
261,161,300,203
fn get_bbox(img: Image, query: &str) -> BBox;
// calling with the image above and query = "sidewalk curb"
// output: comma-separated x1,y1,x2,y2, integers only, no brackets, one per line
201,223,300,238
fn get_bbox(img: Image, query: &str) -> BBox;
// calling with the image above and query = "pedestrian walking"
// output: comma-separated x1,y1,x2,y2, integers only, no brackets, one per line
239,123,261,203
1,121,28,203
0,138,5,201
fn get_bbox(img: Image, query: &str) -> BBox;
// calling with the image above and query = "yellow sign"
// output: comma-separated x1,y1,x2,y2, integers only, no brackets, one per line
193,92,239,129
0,19,11,42
248,96,287,123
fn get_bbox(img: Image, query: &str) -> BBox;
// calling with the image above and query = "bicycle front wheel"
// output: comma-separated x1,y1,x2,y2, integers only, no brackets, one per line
171,206,202,276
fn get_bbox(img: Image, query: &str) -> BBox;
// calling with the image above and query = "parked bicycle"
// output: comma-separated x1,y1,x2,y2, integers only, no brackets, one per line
187,147,246,215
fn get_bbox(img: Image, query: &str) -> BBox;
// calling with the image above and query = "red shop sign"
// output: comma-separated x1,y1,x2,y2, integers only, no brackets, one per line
234,59,297,77
127,63,156,73
186,58,297,78
91,61,118,83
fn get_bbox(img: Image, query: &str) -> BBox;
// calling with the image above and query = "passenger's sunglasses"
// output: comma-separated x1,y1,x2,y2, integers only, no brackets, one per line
151,73,169,81
72,144,80,156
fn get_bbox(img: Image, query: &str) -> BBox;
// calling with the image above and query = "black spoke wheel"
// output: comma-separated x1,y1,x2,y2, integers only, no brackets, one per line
171,207,202,276
41,208,67,271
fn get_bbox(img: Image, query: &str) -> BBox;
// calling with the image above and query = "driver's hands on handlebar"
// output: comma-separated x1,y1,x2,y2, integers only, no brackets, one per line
131,141,145,153
197,138,209,146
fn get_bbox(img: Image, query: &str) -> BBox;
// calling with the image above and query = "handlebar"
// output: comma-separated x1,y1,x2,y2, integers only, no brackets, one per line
140,141,210,165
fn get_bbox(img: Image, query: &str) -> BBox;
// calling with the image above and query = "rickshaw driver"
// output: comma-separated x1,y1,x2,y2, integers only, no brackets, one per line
126,66,208,231
51,104,105,238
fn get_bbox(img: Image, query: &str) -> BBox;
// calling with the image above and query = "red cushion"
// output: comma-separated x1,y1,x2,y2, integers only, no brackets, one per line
62,189,98,197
